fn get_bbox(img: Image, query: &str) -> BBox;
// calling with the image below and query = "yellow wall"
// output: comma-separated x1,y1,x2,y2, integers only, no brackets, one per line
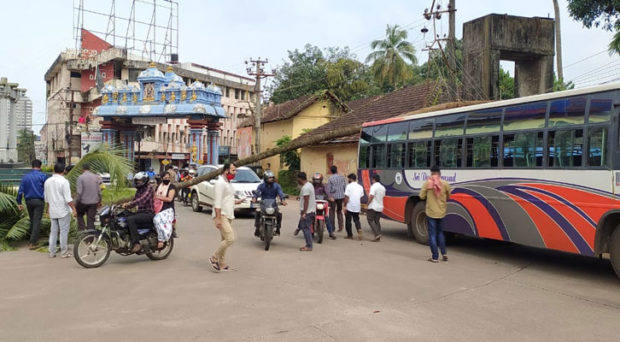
300,143,359,177
291,101,333,139
257,98,340,176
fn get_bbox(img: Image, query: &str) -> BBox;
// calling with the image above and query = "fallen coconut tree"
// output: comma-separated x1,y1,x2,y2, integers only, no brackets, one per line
174,124,362,189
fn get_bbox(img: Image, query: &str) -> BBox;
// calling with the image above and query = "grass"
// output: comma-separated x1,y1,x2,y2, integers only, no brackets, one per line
101,187,136,205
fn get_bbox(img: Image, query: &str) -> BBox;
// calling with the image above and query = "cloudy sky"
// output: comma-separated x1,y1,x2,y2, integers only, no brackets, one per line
0,0,617,134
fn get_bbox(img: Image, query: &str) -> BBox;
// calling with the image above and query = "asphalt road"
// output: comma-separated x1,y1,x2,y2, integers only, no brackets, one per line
1,200,619,342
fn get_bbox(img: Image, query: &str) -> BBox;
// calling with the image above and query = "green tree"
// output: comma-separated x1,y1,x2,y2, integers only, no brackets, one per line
553,73,575,91
366,25,418,92
567,0,620,54
17,129,35,164
415,39,463,85
268,45,375,103
498,67,515,100
275,136,300,170
268,44,328,104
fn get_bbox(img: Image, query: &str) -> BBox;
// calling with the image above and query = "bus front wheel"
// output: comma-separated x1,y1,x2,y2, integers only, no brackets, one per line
609,225,620,279
409,202,429,245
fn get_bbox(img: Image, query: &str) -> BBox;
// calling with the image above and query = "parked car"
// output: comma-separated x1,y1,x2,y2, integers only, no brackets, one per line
190,165,261,215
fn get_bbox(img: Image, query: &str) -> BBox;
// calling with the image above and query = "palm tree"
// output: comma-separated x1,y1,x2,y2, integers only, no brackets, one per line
610,29,620,55
0,145,133,250
366,25,417,91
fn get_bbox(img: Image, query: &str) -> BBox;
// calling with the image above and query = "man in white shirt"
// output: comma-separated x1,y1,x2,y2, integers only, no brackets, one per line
367,174,386,242
344,173,364,240
297,172,316,251
44,163,77,258
210,163,245,272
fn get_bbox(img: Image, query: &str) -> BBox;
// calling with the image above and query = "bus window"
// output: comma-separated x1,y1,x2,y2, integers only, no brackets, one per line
588,127,608,167
359,145,369,169
466,136,499,168
503,101,547,131
387,143,406,168
549,97,586,127
548,129,584,167
408,141,431,168
435,114,466,137
504,132,543,167
387,122,409,141
369,125,388,143
588,94,613,123
360,128,373,145
371,144,386,168
435,138,462,168
466,109,501,134
409,118,434,140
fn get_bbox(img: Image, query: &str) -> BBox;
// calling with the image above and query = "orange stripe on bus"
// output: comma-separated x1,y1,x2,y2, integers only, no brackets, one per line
361,169,371,193
505,193,579,253
450,193,503,240
382,196,407,222
522,190,595,250
519,183,619,224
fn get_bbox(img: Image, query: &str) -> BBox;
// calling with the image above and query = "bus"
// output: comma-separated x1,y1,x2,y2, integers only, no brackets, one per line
358,83,620,277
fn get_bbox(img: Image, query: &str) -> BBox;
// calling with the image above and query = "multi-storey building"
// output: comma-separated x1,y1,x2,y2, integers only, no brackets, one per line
14,90,32,132
41,29,254,168
0,77,23,163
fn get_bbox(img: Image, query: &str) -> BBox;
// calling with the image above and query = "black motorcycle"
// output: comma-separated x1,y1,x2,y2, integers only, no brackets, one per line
254,198,280,251
73,205,174,268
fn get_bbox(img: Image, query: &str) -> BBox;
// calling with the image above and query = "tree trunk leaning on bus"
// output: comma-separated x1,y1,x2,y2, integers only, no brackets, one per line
174,125,363,189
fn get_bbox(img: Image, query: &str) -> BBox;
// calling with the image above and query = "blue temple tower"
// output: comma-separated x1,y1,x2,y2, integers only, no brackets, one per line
94,62,226,166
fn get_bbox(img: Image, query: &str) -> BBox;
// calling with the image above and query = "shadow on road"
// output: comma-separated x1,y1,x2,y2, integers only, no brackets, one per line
378,224,618,283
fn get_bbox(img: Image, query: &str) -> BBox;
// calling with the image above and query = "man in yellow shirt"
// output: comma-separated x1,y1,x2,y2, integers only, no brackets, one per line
419,165,451,263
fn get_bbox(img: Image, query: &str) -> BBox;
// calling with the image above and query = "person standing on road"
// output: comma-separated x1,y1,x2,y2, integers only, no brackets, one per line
326,165,346,232
344,173,364,240
44,163,77,258
16,159,48,250
367,174,386,242
419,165,452,263
297,172,316,251
210,163,245,272
75,163,102,231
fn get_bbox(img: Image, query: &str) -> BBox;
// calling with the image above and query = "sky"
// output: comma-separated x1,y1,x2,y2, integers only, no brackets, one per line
0,0,618,135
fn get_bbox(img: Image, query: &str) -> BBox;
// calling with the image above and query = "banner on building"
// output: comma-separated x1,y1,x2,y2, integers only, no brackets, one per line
81,132,103,157
237,127,253,159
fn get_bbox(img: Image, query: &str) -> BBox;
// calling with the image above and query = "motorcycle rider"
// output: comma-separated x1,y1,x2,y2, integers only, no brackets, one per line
122,172,155,253
312,172,336,240
251,170,287,236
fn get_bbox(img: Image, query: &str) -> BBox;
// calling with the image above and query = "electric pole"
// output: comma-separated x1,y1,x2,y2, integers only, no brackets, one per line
246,58,275,155
422,1,458,101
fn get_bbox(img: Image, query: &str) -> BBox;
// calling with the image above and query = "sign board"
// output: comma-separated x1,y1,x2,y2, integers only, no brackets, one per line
132,117,167,125
171,153,186,160
81,132,103,157
219,146,230,156
237,127,253,159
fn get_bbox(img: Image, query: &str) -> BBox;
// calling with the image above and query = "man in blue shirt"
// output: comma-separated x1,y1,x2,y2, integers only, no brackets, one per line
251,171,287,236
17,159,48,250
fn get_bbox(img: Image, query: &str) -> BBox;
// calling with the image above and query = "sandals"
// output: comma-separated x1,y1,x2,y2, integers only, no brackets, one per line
209,257,221,272
299,247,312,252
157,241,164,249
131,244,142,253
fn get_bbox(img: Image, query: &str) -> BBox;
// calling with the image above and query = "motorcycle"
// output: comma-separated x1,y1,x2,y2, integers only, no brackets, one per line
73,205,174,268
313,196,329,244
254,197,280,251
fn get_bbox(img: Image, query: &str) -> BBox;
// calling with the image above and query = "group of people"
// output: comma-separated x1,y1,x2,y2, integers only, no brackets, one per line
206,163,451,271
17,160,101,258
18,158,451,269
16,159,180,257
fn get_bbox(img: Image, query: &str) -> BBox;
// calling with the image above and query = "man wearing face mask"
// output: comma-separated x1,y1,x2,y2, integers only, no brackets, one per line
209,163,245,272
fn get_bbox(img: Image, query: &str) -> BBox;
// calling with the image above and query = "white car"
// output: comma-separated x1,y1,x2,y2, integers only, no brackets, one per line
190,165,261,214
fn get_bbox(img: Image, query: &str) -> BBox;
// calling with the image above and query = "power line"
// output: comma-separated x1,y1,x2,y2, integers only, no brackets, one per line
563,49,609,70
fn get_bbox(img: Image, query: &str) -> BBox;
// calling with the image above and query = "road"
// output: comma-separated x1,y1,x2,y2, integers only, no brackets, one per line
1,201,619,341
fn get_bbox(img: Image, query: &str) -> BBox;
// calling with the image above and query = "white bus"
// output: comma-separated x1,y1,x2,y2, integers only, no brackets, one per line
358,83,620,277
